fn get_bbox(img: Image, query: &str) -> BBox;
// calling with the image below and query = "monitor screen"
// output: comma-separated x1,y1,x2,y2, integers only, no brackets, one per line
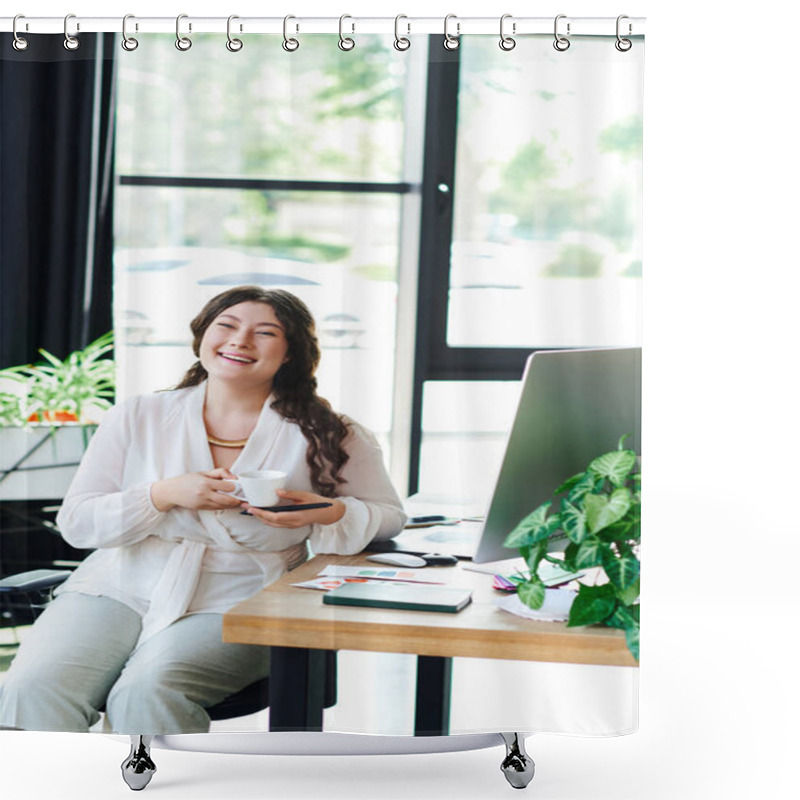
473,347,641,563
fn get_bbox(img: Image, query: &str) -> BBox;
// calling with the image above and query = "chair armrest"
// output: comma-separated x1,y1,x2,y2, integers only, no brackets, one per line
0,569,72,594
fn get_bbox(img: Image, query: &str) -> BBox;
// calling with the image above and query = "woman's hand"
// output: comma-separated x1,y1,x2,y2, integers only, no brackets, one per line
242,489,346,528
150,468,244,512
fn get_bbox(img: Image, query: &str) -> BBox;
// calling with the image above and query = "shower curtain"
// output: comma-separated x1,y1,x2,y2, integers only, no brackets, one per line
0,18,643,741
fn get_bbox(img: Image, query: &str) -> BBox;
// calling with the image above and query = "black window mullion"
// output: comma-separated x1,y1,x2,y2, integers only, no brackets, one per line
408,38,461,496
426,349,534,381
409,39,552,496
118,175,413,194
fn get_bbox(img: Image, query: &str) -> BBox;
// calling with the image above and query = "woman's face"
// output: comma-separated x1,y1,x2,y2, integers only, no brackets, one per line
199,301,290,392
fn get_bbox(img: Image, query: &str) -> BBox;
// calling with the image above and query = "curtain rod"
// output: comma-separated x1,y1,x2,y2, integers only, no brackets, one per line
1,16,645,37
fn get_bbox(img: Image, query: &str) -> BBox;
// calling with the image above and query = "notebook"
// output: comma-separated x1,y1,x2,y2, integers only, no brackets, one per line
323,582,473,613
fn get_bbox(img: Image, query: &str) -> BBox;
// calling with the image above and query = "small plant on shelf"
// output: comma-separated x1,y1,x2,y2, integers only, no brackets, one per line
503,435,640,661
0,332,115,426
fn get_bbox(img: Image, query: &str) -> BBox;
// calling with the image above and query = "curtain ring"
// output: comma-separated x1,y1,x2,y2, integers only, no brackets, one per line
499,14,516,51
615,15,632,52
63,13,80,51
394,14,411,51
553,14,570,51
121,14,139,52
12,15,29,51
282,15,299,51
226,15,243,52
338,14,355,51
443,14,460,51
175,14,192,51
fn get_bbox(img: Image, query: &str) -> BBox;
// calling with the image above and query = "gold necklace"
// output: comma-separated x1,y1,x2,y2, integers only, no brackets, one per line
207,434,250,448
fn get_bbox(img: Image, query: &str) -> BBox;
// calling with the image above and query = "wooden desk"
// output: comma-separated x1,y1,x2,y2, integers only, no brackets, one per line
223,553,636,733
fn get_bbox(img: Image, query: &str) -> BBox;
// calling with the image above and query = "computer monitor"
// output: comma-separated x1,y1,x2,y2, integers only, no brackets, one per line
473,346,642,563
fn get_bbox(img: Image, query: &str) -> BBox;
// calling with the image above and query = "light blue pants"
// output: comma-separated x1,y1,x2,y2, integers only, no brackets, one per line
0,593,270,734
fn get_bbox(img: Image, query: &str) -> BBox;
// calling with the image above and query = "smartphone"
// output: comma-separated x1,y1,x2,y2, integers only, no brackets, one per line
240,502,333,514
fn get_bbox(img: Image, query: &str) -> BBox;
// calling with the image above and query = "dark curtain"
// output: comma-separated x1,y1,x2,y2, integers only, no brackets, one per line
0,34,116,368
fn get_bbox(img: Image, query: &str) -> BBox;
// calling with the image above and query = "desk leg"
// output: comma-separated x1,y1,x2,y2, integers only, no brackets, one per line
269,647,326,731
414,655,452,736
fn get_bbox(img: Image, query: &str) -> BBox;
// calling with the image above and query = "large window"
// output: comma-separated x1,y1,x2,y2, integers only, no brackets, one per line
113,36,642,499
448,38,642,350
412,37,643,498
114,35,423,451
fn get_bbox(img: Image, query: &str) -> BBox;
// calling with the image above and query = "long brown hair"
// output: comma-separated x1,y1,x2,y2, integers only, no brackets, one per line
174,286,350,496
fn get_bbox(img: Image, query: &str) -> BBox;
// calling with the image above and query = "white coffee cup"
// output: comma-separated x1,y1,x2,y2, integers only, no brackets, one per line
224,470,287,507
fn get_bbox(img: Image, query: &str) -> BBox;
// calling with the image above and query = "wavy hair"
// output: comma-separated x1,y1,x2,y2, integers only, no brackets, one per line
174,286,350,496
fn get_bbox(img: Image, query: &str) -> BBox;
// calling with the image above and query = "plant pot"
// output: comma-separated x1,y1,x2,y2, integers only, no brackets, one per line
0,424,96,501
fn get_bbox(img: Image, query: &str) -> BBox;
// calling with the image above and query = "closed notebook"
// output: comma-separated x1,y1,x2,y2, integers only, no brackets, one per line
323,582,473,613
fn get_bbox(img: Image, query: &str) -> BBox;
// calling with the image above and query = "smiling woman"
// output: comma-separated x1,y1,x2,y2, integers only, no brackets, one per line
199,303,290,397
0,285,407,736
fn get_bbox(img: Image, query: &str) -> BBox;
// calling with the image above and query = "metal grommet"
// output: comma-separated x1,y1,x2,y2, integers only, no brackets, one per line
12,15,29,51
121,14,139,51
553,14,570,52
338,14,355,51
394,14,411,51
175,13,192,51
615,15,632,52
226,15,243,51
282,15,299,51
443,14,459,51
499,14,516,51
63,13,80,51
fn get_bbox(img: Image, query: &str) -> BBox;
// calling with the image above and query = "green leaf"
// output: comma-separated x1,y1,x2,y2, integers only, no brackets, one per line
588,449,637,487
541,514,564,542
567,471,600,504
0,331,115,424
585,488,632,534
603,551,640,591
599,506,640,543
615,541,637,561
573,536,609,569
554,471,585,495
567,584,617,627
525,542,547,575
598,518,632,542
517,580,546,610
37,348,65,369
504,501,553,548
624,623,640,661
606,604,638,630
560,498,588,544
605,606,640,661
616,578,640,606
562,542,580,571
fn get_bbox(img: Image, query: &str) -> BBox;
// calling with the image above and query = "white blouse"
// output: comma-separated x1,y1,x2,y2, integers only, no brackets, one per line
55,383,407,645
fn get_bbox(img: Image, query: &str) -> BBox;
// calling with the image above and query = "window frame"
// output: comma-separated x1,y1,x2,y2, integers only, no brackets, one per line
113,38,552,498
408,39,541,495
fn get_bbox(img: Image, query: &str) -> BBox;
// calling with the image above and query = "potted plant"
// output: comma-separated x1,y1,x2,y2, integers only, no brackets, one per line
0,332,115,500
503,435,640,661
